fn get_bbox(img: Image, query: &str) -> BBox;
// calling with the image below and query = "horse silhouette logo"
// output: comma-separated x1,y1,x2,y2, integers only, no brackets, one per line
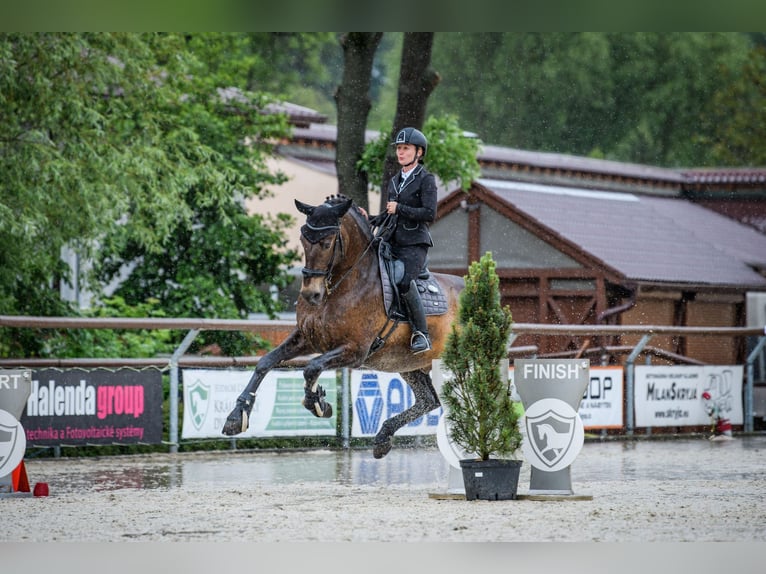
525,407,577,469
187,379,210,431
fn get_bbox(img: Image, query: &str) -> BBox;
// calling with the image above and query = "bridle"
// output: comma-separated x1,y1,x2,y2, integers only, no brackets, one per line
300,217,377,296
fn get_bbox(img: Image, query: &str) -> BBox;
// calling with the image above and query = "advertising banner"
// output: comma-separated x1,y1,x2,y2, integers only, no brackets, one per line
634,365,743,427
20,368,163,445
351,370,441,437
182,369,337,439
578,366,624,430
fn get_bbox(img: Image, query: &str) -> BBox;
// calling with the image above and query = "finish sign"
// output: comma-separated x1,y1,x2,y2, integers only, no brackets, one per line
515,359,589,496
0,370,32,492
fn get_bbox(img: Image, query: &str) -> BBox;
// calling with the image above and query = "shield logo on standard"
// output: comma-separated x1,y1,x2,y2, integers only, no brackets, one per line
187,378,210,431
521,398,584,472
0,409,26,476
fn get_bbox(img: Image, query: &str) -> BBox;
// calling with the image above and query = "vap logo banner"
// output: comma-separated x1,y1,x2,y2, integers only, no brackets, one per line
181,369,337,439
186,378,210,431
0,408,27,476
21,368,163,445
351,370,441,437
634,365,744,427
521,398,585,472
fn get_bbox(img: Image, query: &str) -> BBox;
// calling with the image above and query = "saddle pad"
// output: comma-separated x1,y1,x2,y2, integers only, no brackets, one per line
378,243,449,318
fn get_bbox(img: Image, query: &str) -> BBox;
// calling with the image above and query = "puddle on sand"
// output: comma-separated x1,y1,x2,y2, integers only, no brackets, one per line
30,435,766,493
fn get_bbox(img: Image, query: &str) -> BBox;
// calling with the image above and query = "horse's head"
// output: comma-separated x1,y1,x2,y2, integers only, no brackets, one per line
295,195,354,305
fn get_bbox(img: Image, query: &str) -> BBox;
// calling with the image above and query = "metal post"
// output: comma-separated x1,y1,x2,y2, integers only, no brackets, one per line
745,335,766,433
625,334,653,436
169,329,200,454
341,367,351,449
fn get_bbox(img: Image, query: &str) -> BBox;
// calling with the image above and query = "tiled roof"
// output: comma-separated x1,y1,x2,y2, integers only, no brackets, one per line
478,179,766,288
480,145,684,184
682,169,766,185
283,121,766,189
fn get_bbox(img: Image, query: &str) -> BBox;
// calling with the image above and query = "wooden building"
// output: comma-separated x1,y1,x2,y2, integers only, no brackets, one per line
430,148,766,366
255,116,766,366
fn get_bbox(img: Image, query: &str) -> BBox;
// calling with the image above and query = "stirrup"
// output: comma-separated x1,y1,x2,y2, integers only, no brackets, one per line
410,331,431,354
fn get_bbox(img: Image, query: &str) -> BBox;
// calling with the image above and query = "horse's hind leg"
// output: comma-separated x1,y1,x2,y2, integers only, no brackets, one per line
372,369,441,459
221,330,308,436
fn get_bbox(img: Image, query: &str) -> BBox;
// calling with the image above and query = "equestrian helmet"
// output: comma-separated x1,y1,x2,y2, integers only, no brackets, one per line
392,127,427,158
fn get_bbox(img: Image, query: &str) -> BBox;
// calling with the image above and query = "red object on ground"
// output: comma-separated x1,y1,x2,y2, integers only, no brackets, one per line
11,462,31,493
33,482,49,497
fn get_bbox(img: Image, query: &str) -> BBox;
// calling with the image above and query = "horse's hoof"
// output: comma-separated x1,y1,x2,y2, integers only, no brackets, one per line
221,403,250,436
301,397,333,418
302,384,333,418
372,440,392,459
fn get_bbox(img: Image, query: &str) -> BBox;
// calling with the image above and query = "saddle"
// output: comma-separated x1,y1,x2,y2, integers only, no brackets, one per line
378,241,448,319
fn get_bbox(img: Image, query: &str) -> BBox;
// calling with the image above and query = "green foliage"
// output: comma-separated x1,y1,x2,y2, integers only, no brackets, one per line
245,33,343,121
702,46,766,166
441,252,521,461
44,297,176,359
0,33,299,357
429,32,754,167
358,114,482,191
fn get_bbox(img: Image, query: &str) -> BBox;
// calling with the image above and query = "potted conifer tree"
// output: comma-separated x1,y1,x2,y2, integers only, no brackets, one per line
440,251,523,500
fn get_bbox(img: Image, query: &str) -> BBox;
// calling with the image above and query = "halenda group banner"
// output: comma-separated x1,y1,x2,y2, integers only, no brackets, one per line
181,369,337,438
634,365,743,427
20,368,163,445
351,370,441,437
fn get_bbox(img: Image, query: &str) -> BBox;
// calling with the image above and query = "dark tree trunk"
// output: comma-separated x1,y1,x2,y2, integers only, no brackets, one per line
380,33,440,211
334,32,383,211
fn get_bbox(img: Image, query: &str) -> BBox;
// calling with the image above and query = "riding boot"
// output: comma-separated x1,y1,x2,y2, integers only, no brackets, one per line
403,280,431,354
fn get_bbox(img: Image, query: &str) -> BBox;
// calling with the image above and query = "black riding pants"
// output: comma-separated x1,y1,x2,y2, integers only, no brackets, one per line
391,244,428,294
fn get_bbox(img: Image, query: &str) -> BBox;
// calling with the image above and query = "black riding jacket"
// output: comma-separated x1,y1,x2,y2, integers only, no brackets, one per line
373,164,437,247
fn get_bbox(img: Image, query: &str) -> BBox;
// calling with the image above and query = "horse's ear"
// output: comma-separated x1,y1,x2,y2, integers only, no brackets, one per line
295,199,314,216
331,197,353,218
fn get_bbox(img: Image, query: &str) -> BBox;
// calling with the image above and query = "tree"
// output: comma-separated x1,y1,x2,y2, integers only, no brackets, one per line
95,33,299,355
379,33,441,211
704,45,766,166
244,33,342,121
334,33,382,210
441,252,521,461
0,33,297,356
333,32,479,213
359,114,482,193
428,32,753,166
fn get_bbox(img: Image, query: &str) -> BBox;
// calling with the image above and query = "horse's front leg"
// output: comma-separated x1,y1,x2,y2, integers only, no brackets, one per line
221,330,309,436
301,345,365,419
373,369,441,459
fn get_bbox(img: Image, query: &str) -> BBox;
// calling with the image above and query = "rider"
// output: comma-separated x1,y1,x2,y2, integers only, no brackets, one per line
366,127,437,354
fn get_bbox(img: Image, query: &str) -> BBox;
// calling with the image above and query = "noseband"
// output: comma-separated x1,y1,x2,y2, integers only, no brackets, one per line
300,223,343,290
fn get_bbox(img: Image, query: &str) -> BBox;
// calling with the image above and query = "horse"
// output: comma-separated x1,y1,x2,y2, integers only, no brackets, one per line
222,194,464,458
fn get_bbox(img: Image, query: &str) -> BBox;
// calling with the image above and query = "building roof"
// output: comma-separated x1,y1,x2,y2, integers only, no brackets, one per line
682,168,766,186
476,178,766,289
283,120,766,189
480,144,685,185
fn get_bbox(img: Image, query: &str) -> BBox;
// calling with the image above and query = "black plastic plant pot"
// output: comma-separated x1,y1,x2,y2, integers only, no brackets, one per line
459,458,522,501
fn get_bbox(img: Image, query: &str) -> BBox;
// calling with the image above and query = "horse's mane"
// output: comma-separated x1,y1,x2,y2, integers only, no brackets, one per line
323,194,374,241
